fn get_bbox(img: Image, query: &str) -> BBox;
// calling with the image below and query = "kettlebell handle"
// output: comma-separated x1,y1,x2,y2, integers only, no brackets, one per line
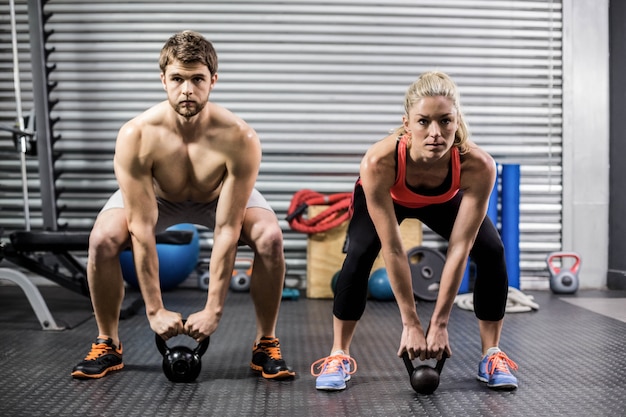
546,252,581,276
154,319,210,357
195,334,210,356
155,333,169,356
401,351,414,375
401,351,448,376
435,354,447,373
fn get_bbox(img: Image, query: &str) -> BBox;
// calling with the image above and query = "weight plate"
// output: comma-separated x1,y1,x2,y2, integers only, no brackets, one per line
407,246,446,301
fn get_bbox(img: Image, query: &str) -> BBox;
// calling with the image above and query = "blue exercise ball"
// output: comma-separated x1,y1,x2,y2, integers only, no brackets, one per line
368,268,395,301
120,223,200,291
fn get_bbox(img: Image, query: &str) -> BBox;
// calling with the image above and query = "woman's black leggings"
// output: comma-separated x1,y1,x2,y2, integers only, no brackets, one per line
333,184,509,322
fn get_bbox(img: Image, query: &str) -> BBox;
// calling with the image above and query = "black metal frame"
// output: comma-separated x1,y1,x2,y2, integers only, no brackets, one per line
27,0,58,230
0,230,193,299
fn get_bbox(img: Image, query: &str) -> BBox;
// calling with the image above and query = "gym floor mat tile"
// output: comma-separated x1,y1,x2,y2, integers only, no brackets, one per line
0,286,625,417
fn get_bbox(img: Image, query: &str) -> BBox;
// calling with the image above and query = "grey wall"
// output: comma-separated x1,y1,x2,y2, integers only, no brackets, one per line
561,0,610,288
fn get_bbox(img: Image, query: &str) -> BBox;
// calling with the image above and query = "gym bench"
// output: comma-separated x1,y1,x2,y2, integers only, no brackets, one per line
0,230,193,330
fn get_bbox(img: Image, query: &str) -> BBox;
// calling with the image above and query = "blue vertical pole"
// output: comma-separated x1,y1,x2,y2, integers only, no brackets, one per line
501,164,520,289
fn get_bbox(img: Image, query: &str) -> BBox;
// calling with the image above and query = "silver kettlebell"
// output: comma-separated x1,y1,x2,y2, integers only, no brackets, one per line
546,252,581,294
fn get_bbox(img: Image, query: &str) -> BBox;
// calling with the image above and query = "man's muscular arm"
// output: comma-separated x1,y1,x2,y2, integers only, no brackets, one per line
114,121,182,339
185,122,262,341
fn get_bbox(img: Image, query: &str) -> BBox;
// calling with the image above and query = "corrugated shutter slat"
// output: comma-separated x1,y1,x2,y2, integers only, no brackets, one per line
0,0,562,285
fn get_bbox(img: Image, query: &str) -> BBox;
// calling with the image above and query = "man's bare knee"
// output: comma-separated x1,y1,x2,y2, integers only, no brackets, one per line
252,224,284,260
88,224,128,261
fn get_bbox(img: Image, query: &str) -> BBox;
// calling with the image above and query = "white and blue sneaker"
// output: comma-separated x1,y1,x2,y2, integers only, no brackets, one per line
477,347,519,390
311,351,357,391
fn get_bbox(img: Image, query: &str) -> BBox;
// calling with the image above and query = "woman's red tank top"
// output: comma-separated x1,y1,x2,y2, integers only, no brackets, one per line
389,134,461,208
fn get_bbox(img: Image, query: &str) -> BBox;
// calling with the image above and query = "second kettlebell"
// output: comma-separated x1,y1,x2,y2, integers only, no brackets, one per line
230,257,253,292
402,351,447,395
546,252,581,294
155,324,210,383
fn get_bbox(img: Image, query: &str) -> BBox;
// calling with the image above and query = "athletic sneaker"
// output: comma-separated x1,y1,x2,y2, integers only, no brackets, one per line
250,336,296,379
477,348,518,389
71,336,124,379
311,352,357,391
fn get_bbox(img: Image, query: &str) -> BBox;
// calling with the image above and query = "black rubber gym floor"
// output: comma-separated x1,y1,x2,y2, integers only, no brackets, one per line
1,284,625,417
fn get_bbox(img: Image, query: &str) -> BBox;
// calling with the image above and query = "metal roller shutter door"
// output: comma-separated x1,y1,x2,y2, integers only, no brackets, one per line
0,0,563,288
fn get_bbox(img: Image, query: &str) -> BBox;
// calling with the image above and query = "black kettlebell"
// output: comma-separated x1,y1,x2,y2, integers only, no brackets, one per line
155,324,210,383
402,351,447,395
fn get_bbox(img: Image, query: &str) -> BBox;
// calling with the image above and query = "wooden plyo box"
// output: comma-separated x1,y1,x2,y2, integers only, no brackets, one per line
306,205,423,299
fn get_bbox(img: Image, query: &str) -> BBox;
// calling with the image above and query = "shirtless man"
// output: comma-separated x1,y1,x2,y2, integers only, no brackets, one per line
71,30,295,380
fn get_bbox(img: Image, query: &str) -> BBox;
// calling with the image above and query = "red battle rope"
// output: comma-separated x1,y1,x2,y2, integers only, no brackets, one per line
286,189,353,234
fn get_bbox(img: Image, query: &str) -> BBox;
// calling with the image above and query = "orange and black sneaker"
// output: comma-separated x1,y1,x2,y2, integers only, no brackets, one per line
250,336,296,379
71,336,124,379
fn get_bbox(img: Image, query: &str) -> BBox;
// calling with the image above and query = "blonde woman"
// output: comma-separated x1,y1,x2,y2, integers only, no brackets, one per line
312,71,518,391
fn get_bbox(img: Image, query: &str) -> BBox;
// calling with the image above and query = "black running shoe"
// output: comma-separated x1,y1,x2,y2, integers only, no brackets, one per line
71,336,124,379
250,336,295,379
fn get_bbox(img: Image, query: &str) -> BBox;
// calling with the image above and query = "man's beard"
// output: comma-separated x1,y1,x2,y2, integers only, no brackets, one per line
174,100,206,118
